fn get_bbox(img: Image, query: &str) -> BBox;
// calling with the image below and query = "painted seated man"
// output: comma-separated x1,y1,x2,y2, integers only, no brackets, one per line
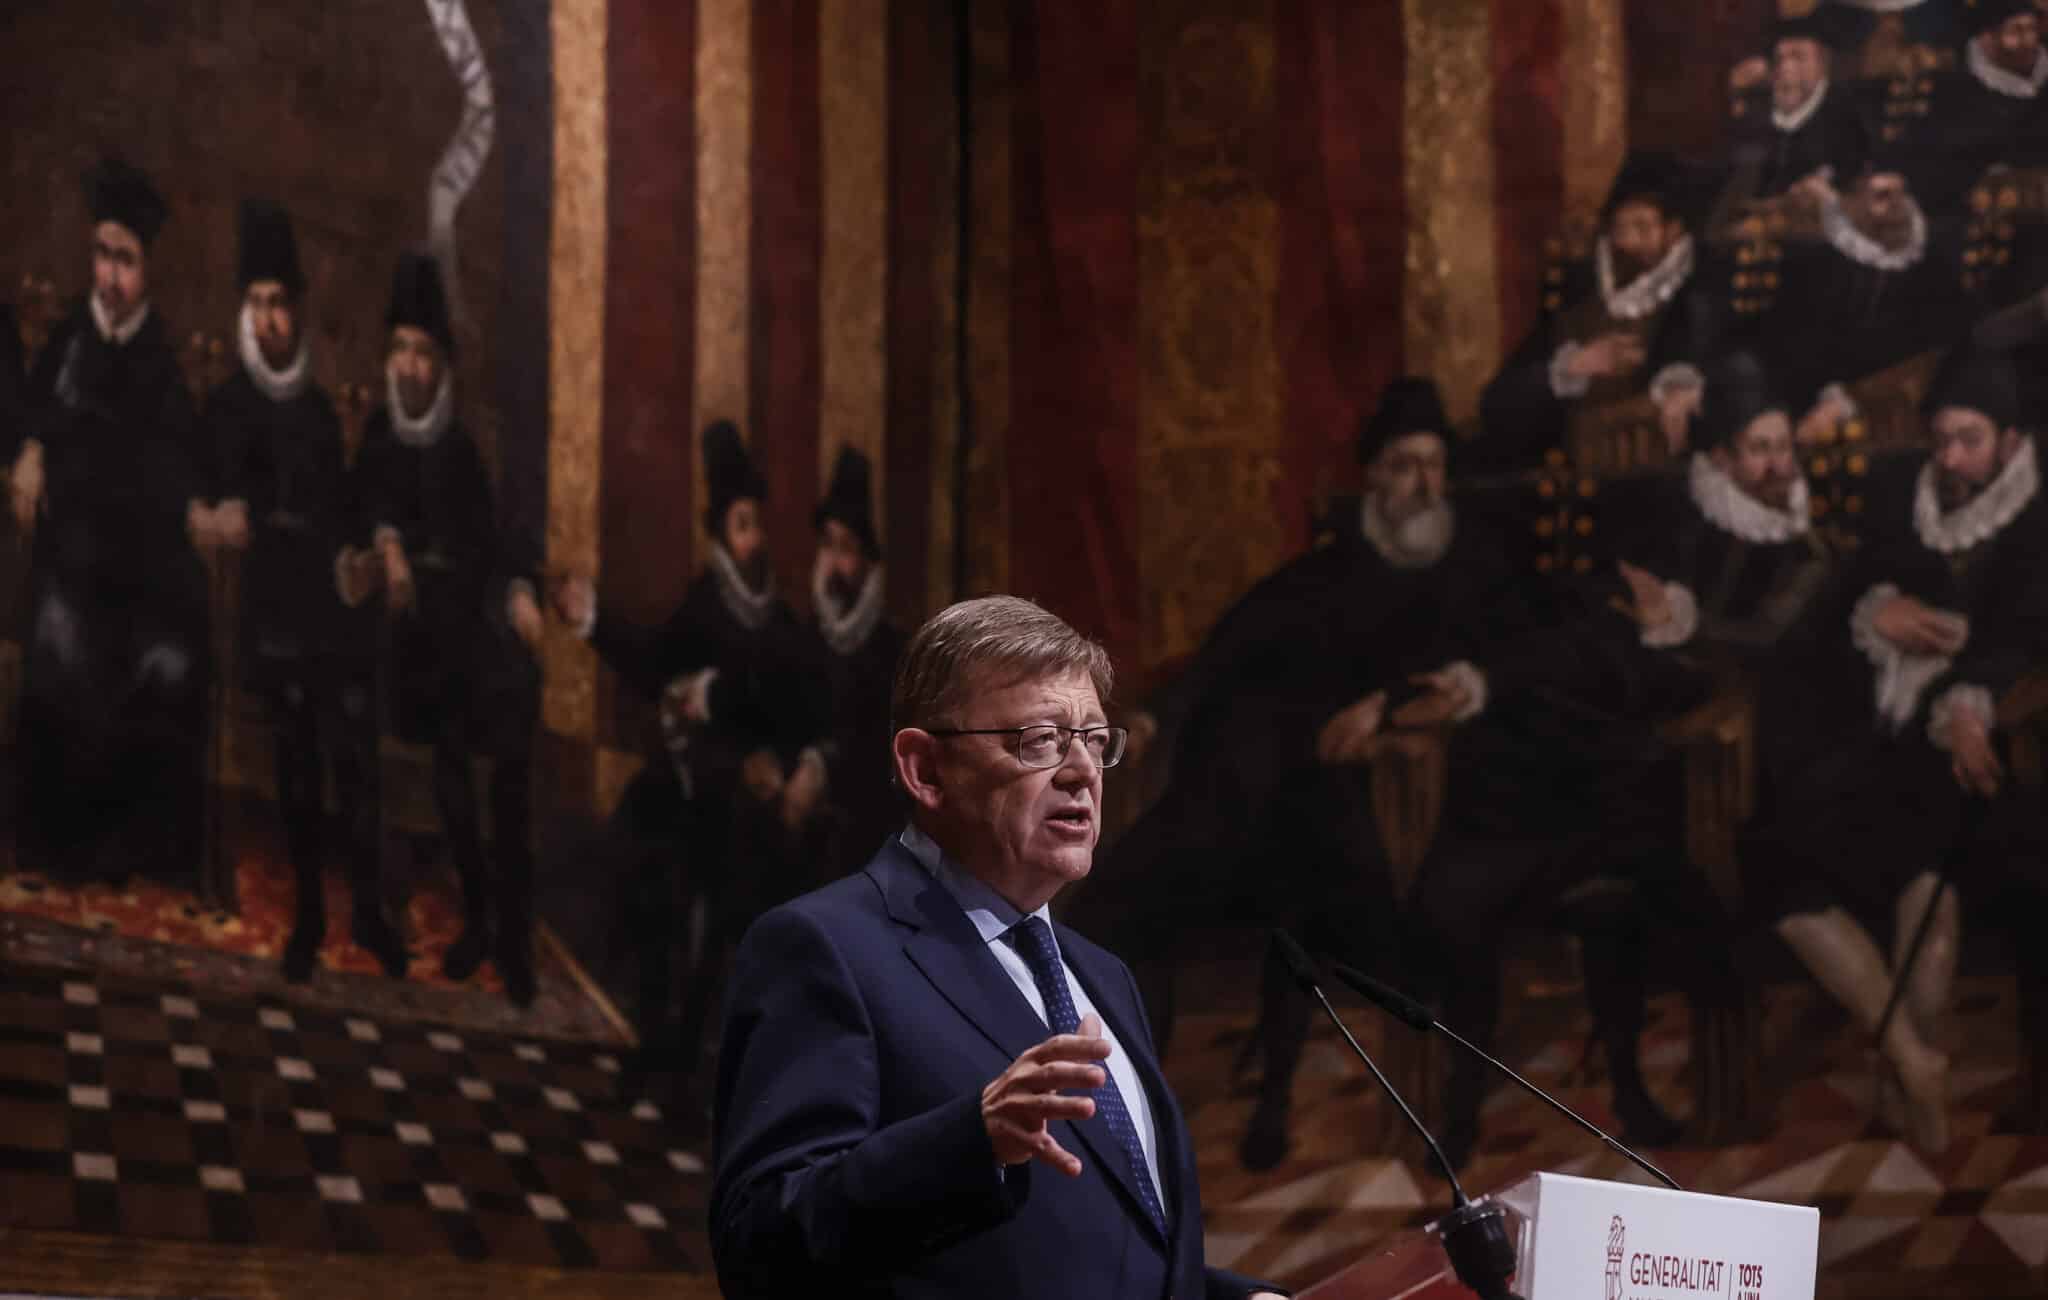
1743,349,2048,1156
1725,12,1874,207
804,446,908,879
1477,153,1725,473
12,158,210,886
1083,376,1530,1170
1904,0,2048,209
1751,155,1971,449
1405,352,1836,1167
552,422,831,1089
197,200,397,982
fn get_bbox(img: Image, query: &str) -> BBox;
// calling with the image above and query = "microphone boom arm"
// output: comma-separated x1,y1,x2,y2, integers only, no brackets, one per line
1333,963,1683,1193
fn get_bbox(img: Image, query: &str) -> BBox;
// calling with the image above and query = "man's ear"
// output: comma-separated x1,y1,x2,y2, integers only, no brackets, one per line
2001,426,2025,464
893,728,944,813
1708,443,1732,473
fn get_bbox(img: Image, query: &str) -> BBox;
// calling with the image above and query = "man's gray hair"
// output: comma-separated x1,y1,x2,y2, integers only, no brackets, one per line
892,596,1114,732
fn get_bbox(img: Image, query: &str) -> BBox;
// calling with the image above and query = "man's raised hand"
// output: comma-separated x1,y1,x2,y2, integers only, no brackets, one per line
1948,712,2004,799
1617,560,1674,631
1393,666,1480,729
1564,332,1647,382
552,572,597,628
1873,594,1968,658
982,1011,1112,1176
1316,690,1387,764
10,441,43,535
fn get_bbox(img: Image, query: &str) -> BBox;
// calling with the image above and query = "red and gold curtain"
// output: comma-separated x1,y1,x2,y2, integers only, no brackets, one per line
543,0,1767,784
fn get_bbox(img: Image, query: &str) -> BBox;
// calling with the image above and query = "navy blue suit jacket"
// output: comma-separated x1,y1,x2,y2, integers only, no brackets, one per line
710,838,1279,1299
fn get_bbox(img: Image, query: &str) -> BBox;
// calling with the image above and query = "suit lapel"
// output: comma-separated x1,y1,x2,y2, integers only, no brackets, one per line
872,845,1050,1067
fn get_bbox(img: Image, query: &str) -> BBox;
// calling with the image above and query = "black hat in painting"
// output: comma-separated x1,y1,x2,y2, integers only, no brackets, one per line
1923,348,2021,430
703,419,768,534
1602,151,1683,222
1771,9,1846,51
84,157,168,247
815,446,881,559
1963,0,2035,37
1356,376,1451,465
237,199,305,295
1696,352,1790,451
386,250,456,356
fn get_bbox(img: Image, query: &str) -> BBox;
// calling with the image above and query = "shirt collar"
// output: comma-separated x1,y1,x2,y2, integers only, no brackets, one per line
1688,452,1811,543
89,294,150,346
1969,37,2048,100
899,825,1052,949
1772,79,1829,133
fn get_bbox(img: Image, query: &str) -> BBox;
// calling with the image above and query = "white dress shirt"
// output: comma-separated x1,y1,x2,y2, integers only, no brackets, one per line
899,826,1165,1206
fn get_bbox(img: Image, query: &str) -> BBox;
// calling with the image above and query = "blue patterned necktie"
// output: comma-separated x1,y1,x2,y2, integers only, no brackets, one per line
1008,914,1169,1238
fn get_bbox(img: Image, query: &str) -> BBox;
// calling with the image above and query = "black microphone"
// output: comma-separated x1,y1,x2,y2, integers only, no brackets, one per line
1331,963,1683,1193
1270,932,1521,1300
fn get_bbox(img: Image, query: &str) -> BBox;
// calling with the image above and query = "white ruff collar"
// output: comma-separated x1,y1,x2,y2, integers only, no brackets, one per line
813,559,885,656
1689,453,1811,543
386,366,454,448
1820,193,1926,271
90,294,150,346
1773,80,1829,133
1596,234,1695,321
1969,39,2048,99
1834,0,1923,11
1913,436,2039,553
709,541,778,631
238,303,311,402
1360,496,1456,570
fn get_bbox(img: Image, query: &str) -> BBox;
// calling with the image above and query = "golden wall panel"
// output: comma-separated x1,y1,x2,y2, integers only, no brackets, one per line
544,0,607,740
961,0,1011,598
695,0,752,537
1137,2,1286,672
1562,0,1628,224
1400,0,1501,429
820,0,891,537
925,8,964,614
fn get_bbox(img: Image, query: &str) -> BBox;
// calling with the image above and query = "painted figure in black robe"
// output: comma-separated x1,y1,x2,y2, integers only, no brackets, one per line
1730,4,1952,168
554,422,829,1091
1821,0,1958,85
1744,350,2048,1157
1725,13,1874,204
804,446,906,880
197,200,400,981
1411,353,1836,1167
350,252,545,1004
10,159,210,886
1082,378,1531,1170
1904,0,2048,209
1476,154,1725,474
0,302,20,455
1749,158,1970,443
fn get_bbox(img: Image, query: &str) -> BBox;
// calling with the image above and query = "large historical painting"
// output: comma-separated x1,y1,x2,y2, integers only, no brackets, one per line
0,0,588,1038
1084,0,2048,1197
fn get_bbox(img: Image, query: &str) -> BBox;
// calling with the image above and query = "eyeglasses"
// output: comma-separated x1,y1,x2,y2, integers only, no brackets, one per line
925,724,1128,770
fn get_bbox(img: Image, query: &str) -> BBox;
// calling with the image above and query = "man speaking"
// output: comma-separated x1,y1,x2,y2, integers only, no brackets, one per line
711,596,1285,1298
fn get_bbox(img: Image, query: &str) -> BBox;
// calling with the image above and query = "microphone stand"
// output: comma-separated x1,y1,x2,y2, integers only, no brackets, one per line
1271,932,1522,1300
1332,963,1683,1193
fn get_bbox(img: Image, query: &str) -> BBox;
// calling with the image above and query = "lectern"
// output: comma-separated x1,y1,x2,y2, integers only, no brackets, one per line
1298,1172,1820,1300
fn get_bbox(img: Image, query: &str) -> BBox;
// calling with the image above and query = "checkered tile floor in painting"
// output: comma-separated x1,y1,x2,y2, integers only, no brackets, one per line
0,964,710,1274
1169,955,2048,1299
